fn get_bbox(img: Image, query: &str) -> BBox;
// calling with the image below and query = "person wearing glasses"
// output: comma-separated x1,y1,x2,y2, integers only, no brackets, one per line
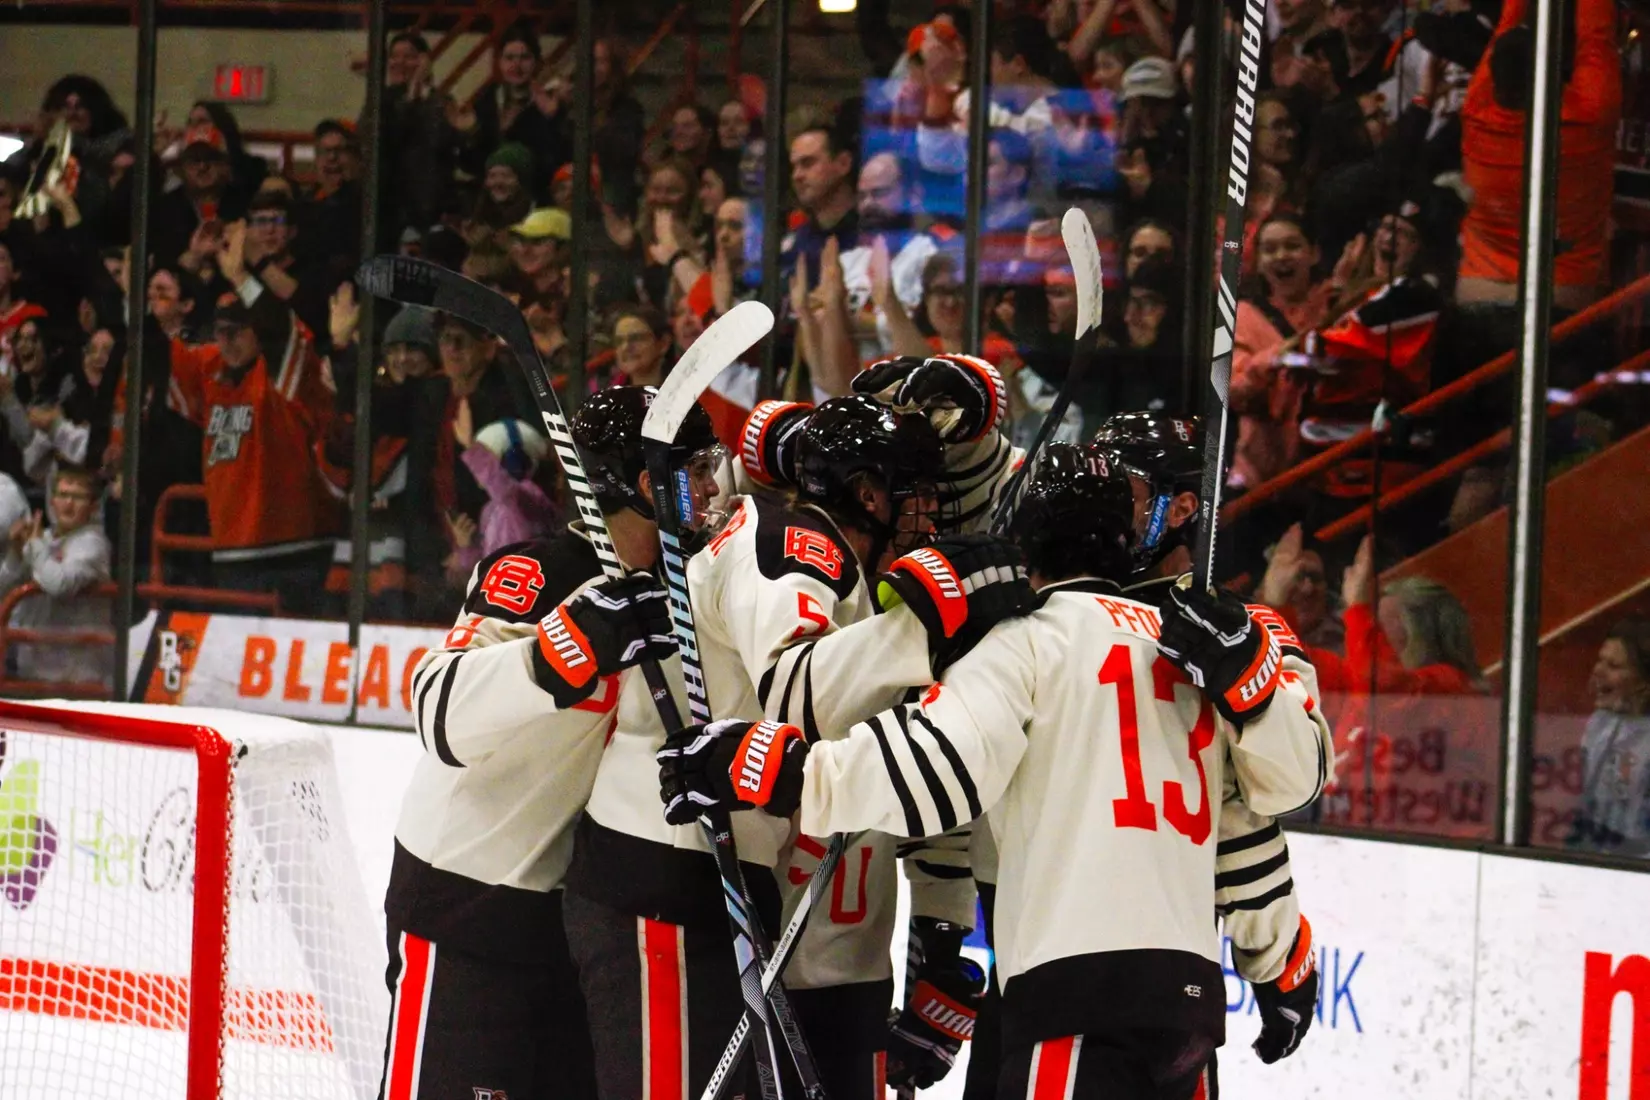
241,189,330,350
0,464,111,687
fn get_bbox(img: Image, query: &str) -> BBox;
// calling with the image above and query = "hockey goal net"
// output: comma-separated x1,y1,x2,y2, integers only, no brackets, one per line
0,700,386,1100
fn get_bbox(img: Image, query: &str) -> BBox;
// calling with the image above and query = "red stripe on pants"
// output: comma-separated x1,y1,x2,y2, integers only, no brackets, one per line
385,932,436,1100
639,918,687,1100
1028,1035,1080,1100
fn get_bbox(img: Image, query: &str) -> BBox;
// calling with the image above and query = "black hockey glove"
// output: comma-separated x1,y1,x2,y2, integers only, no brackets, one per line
738,399,813,489
878,533,1036,676
531,574,676,709
657,719,809,826
1252,916,1318,1064
886,917,986,1090
1157,583,1283,727
852,354,1005,443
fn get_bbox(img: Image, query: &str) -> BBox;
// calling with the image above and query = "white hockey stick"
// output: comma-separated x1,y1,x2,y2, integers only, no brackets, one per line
989,208,1104,533
641,303,833,1100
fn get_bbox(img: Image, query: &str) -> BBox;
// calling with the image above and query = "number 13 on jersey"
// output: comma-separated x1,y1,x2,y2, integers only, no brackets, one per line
1100,643,1216,845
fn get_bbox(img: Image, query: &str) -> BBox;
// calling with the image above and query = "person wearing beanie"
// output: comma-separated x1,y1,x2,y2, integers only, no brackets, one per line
382,305,439,381
444,404,561,586
469,142,535,237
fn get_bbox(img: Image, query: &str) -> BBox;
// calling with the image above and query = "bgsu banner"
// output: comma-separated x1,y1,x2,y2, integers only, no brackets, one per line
126,611,443,728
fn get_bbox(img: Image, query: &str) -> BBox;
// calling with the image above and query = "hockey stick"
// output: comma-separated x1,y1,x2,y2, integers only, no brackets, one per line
696,834,849,1100
356,259,793,1096
988,208,1105,534
1190,0,1268,593
640,306,835,1100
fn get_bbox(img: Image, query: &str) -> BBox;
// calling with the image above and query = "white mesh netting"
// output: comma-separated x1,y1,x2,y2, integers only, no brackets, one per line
0,704,387,1100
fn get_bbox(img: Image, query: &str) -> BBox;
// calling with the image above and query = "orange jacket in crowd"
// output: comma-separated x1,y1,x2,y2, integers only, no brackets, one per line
1459,0,1622,292
167,284,342,560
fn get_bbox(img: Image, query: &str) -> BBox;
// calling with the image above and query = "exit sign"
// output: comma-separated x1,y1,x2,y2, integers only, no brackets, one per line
211,64,271,104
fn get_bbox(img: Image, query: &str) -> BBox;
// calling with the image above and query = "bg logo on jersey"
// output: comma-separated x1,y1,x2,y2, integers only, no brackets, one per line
205,404,254,466
784,527,844,579
480,554,546,614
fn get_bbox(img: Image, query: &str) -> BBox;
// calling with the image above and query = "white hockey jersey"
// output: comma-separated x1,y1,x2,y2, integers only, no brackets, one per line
569,490,957,939
1126,573,1309,987
795,578,1332,1045
389,530,621,962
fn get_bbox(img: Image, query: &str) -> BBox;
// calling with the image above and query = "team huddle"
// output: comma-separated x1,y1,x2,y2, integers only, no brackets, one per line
378,353,1333,1100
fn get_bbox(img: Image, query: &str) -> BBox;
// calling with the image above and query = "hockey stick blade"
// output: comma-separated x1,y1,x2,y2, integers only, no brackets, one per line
1065,207,1104,342
988,208,1104,534
640,302,822,1099
357,255,555,407
357,255,623,580
643,300,773,443
1190,0,1269,593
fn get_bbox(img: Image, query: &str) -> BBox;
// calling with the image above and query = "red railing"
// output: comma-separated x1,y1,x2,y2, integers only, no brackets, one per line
151,483,214,586
1314,346,1650,544
0,580,279,700
1222,271,1650,527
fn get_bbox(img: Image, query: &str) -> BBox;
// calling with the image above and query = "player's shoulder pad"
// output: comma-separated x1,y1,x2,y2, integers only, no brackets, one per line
750,495,860,601
462,531,602,624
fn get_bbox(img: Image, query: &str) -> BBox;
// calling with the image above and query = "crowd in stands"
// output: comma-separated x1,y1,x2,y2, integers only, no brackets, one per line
0,0,1646,845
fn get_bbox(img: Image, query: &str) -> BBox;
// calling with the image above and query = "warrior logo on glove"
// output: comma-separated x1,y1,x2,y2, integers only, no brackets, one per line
733,721,803,804
890,547,966,636
537,608,596,689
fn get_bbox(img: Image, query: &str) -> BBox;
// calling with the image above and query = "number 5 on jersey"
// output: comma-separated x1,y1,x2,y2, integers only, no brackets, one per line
1100,643,1215,845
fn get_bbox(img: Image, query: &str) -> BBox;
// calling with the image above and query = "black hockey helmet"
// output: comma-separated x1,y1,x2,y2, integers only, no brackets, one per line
572,385,721,518
1091,412,1202,574
793,395,945,559
1006,442,1135,584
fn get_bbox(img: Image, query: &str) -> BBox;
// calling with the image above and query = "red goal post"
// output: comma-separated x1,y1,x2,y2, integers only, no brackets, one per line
0,699,385,1100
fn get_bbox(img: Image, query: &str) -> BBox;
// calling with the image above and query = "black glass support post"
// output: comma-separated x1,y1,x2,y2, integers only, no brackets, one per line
567,0,596,402
347,0,387,722
1499,0,1566,847
961,0,991,356
114,0,159,701
1181,0,1224,416
757,0,791,399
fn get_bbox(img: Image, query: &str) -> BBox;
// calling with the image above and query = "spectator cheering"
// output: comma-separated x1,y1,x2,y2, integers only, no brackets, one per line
165,222,339,612
0,465,112,688
1568,620,1650,857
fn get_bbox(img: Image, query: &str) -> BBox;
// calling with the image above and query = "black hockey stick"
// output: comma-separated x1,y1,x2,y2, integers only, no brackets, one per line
640,307,835,1100
357,258,799,1097
697,833,849,1100
988,208,1105,534
1191,0,1268,593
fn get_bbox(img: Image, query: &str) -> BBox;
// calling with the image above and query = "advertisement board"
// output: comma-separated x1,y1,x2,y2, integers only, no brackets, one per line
124,612,444,729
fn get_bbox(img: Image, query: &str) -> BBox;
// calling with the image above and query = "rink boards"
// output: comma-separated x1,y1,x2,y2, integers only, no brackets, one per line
3,713,1647,1098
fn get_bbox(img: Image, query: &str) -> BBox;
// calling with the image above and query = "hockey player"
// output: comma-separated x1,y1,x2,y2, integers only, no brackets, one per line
735,356,1023,1097
571,387,1033,1100
1096,410,1320,1077
380,387,722,1100
659,442,1334,1099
